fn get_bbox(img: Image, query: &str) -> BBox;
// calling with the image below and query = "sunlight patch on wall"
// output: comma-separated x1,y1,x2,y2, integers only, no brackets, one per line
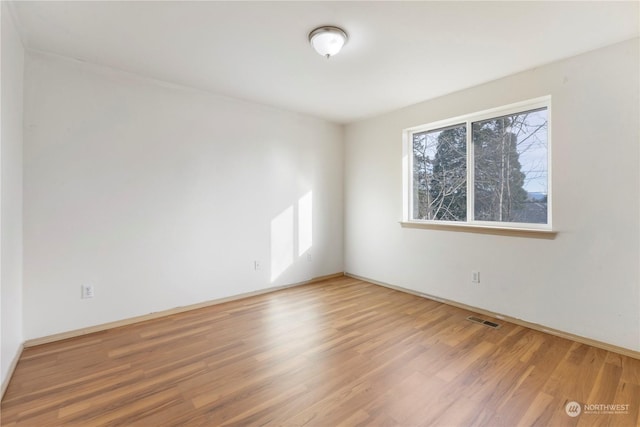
270,191,314,283
270,206,294,282
298,191,313,256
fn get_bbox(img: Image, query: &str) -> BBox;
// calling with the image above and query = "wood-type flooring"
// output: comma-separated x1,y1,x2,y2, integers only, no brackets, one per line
2,276,639,426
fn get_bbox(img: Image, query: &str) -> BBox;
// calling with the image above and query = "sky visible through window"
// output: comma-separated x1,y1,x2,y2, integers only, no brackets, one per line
411,106,549,224
510,109,548,195
413,110,547,195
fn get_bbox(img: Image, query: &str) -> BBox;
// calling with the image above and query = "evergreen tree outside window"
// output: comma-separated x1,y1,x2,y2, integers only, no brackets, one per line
473,109,548,224
412,124,466,221
405,97,550,230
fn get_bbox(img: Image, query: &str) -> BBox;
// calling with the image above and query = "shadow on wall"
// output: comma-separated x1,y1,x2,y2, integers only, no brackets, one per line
270,191,313,283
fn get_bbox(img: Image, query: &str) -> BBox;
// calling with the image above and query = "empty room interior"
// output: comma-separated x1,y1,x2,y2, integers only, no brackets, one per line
1,1,640,426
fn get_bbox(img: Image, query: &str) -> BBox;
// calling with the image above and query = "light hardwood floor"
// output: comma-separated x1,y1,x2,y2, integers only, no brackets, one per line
2,276,639,426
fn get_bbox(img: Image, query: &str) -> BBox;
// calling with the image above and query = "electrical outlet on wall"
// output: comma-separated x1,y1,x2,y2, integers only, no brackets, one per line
471,271,480,284
254,260,261,271
81,284,95,299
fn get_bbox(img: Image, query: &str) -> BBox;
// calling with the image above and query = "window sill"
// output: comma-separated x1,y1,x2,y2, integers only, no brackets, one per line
399,221,557,239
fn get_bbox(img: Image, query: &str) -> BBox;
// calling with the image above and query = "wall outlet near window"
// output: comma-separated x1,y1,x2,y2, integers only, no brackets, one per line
471,271,480,284
81,284,95,299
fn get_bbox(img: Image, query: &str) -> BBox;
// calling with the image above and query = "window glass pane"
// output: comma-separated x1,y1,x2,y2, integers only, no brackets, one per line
472,108,548,224
412,124,467,221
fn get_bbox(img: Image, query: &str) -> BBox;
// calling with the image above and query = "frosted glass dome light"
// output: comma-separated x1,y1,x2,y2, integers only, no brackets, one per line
309,26,348,58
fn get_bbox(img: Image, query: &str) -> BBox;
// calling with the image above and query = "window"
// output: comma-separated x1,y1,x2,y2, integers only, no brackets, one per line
412,123,467,221
404,97,551,231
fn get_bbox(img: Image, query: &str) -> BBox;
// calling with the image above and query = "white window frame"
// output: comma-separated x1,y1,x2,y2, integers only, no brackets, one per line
402,96,553,234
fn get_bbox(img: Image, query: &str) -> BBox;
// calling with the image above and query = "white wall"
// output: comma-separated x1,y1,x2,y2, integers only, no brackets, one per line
1,2,25,385
23,51,343,340
345,39,640,351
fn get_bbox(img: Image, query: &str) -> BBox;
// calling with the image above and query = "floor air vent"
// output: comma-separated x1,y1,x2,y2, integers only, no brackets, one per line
466,316,501,329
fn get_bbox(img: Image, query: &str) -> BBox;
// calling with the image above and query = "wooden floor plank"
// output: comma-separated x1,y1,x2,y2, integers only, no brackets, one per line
2,276,639,426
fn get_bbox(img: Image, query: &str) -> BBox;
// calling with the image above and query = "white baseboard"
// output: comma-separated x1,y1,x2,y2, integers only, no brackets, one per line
24,272,345,348
345,272,640,360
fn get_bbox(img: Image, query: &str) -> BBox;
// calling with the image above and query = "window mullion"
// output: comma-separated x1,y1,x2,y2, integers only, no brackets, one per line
467,120,474,223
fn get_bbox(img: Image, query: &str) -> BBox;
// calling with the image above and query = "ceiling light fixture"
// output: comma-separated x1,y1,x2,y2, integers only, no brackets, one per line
308,26,348,58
